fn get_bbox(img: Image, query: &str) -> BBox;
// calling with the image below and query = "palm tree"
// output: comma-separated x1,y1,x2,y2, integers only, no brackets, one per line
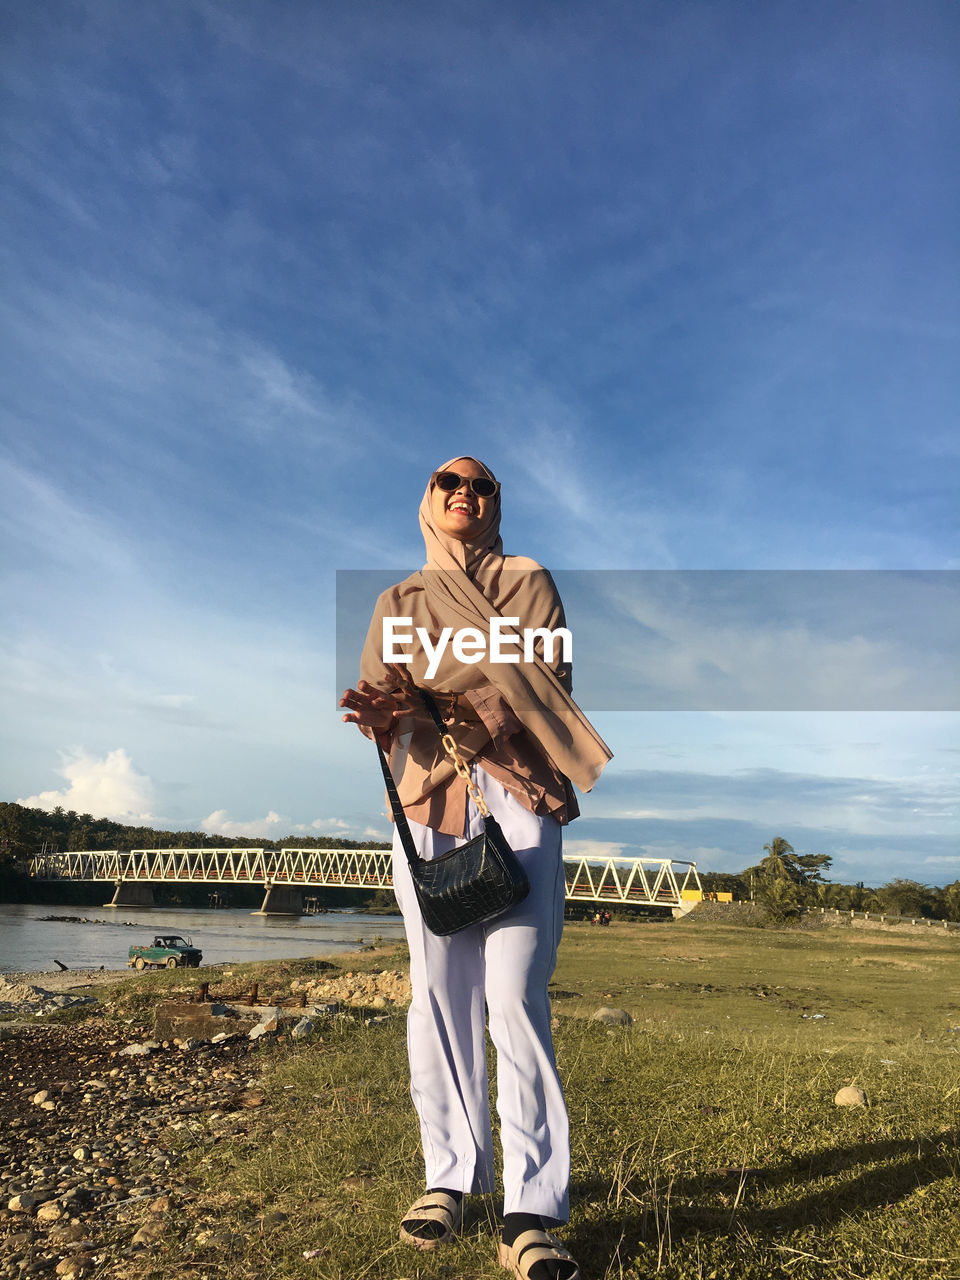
760,874,804,922
862,888,885,913
942,881,960,923
760,837,795,879
816,882,848,910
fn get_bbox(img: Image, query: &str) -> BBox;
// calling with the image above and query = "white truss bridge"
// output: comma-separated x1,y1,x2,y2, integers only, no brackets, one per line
28,848,702,914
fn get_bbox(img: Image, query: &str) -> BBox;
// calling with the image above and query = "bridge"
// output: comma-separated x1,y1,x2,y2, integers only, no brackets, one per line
27,848,703,916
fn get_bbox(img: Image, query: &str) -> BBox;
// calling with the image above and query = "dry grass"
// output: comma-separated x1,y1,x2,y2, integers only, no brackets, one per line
94,916,960,1279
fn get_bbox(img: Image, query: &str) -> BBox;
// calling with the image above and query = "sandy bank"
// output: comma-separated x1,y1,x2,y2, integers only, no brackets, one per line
0,969,131,998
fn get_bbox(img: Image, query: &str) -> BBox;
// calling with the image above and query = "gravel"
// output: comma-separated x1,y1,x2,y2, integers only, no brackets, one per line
0,1018,263,1278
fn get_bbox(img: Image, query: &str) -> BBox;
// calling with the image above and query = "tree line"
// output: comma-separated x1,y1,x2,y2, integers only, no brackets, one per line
0,801,391,860
701,836,960,923
2,804,956,922
0,801,396,907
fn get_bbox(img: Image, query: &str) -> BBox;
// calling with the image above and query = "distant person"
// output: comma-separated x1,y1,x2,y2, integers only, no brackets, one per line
341,456,611,1280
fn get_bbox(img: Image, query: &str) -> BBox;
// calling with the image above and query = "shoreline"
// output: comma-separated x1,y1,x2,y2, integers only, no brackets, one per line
0,968,133,993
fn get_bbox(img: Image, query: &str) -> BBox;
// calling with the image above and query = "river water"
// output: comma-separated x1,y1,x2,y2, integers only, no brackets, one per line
0,902,406,974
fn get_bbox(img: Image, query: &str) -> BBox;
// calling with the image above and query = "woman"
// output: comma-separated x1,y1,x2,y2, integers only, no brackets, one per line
340,456,611,1280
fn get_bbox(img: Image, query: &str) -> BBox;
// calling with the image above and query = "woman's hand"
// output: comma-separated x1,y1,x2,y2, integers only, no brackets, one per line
339,666,419,745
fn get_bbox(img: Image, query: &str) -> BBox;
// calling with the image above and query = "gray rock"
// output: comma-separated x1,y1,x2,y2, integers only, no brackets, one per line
195,1227,244,1250
48,1225,90,1246
259,1210,288,1230
131,1218,166,1246
118,1044,151,1058
591,1007,632,1026
257,1009,280,1033
55,1257,92,1278
834,1085,868,1107
9,1191,40,1212
290,1018,315,1039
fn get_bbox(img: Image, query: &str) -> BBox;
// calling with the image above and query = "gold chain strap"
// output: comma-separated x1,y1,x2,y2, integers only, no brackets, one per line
440,733,490,818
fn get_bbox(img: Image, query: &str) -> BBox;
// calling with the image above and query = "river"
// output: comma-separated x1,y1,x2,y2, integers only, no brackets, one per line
0,902,406,974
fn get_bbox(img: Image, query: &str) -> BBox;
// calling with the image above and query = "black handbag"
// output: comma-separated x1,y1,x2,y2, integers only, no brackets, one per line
375,688,530,936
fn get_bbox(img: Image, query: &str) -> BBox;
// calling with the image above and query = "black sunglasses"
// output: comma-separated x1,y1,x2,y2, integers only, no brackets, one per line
433,470,500,498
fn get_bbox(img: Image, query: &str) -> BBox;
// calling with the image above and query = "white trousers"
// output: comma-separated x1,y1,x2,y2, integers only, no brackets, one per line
391,766,570,1222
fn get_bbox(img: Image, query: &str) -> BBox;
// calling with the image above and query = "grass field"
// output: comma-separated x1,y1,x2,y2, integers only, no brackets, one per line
102,913,960,1279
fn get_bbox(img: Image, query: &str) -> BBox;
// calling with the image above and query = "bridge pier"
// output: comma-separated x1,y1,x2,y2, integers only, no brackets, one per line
253,885,304,916
671,900,698,918
104,882,156,909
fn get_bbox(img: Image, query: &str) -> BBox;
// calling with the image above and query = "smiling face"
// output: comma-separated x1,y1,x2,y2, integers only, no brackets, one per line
430,457,496,542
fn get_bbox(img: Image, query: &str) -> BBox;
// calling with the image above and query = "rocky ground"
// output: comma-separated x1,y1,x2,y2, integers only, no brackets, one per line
290,967,410,1009
0,962,310,1280
0,965,415,1280
0,1016,269,1280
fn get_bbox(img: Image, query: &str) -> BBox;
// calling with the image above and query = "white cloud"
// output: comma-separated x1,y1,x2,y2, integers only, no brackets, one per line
586,573,957,712
197,812,389,841
291,819,388,841
642,844,733,868
562,840,629,861
200,809,287,838
611,809,676,821
0,456,137,577
18,748,155,822
152,693,196,709
311,818,391,841
479,391,674,569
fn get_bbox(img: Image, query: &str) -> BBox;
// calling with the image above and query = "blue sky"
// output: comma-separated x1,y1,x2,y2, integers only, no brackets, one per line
1,1,957,883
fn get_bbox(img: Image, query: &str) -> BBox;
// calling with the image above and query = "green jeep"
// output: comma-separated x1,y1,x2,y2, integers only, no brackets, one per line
128,935,203,971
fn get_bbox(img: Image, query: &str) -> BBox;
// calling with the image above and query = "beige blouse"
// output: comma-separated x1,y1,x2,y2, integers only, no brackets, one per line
359,574,580,836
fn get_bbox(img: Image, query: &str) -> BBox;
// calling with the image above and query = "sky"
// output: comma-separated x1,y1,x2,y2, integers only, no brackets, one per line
1,0,957,885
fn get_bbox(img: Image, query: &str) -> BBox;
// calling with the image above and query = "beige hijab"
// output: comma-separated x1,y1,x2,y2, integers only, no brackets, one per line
362,455,612,792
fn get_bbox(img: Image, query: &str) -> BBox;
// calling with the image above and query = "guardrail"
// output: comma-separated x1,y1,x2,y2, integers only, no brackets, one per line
818,905,960,931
